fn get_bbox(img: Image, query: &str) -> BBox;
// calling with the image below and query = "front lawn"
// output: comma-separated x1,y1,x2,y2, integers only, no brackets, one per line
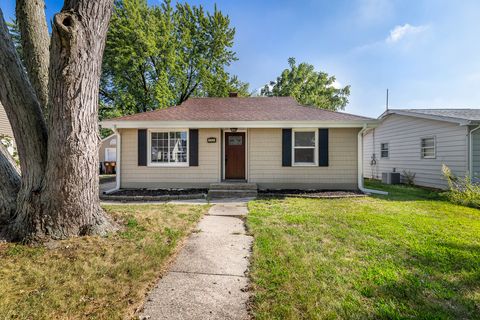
0,204,207,319
247,183,480,319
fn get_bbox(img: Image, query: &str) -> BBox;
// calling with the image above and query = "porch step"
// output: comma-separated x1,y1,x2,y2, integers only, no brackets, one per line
209,183,258,191
208,183,258,199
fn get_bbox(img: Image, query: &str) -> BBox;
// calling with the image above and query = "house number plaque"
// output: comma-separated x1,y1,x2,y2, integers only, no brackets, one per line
207,137,217,143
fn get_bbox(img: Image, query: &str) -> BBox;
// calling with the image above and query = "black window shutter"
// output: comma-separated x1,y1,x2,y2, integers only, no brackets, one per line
138,129,147,166
189,129,199,166
282,129,292,167
318,128,329,167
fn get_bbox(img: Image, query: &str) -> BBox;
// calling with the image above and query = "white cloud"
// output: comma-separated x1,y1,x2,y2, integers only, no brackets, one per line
386,24,429,43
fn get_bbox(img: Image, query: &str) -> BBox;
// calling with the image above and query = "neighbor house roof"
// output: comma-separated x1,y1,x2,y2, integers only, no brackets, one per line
380,108,480,125
102,97,374,129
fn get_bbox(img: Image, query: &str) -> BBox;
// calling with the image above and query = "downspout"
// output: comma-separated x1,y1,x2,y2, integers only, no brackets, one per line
358,124,388,195
104,126,121,194
469,124,480,179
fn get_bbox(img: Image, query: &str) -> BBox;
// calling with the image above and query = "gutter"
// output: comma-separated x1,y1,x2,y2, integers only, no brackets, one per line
469,125,480,179
358,124,388,195
104,126,121,195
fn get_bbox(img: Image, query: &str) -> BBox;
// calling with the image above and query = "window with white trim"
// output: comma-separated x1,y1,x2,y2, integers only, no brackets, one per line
292,130,317,165
150,130,188,165
380,143,389,158
421,137,435,159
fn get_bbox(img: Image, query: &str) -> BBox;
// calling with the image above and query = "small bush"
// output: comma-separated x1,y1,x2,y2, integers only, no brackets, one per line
442,164,480,208
402,170,416,186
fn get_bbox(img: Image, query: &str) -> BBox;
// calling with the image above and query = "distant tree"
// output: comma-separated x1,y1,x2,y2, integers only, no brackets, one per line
100,0,249,118
261,57,350,111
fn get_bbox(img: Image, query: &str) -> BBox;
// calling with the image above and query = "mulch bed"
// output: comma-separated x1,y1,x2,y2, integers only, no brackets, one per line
109,188,208,196
258,189,366,199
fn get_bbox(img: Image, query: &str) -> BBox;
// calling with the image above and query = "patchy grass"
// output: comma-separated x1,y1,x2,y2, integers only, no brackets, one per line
0,204,207,319
248,183,480,319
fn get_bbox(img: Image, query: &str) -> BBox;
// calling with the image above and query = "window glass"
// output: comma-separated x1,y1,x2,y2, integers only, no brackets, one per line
381,143,389,158
228,135,243,145
294,131,315,147
294,149,314,163
293,130,316,164
151,131,187,164
421,138,435,158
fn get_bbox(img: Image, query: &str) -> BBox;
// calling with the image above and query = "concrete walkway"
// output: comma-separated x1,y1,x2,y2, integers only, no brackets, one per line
141,201,252,320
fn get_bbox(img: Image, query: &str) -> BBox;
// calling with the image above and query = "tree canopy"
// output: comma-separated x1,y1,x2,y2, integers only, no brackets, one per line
100,0,249,119
261,57,350,111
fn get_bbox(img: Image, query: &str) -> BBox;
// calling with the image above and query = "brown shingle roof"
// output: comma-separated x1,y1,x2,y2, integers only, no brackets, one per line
108,97,371,122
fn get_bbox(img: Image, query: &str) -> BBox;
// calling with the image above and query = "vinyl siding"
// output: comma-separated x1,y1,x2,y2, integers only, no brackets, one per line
248,128,359,190
0,102,13,138
362,114,468,189
120,128,221,188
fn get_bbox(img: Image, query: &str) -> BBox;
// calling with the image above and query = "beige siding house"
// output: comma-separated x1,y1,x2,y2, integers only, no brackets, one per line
101,97,377,192
363,109,480,189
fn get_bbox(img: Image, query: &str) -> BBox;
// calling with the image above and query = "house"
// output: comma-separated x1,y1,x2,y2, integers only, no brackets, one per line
101,96,379,194
0,102,13,138
363,109,480,189
99,134,117,174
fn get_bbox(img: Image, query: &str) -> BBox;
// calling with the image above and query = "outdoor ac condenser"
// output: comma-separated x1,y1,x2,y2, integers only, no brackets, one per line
382,172,401,185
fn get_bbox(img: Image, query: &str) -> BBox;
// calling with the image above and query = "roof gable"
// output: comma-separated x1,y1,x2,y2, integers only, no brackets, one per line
380,108,480,125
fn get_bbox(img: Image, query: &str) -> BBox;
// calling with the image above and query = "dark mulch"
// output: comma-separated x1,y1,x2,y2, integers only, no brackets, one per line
109,188,208,196
258,189,365,199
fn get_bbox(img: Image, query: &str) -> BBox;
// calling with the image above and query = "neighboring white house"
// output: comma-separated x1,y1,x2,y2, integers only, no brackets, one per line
363,109,480,189
99,134,117,174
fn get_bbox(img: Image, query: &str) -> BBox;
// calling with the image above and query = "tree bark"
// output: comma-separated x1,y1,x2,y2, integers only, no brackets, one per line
16,0,50,112
0,144,20,225
40,0,115,238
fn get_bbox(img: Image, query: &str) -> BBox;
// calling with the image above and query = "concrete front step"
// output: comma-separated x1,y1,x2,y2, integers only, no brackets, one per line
208,189,258,199
209,182,258,191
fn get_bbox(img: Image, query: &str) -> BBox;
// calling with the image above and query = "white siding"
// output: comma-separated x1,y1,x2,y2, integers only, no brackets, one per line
0,102,13,138
248,128,359,190
363,114,468,189
120,128,221,188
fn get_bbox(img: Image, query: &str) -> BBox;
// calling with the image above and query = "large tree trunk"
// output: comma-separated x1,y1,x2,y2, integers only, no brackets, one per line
16,0,50,111
0,1,116,242
40,0,115,238
0,144,20,225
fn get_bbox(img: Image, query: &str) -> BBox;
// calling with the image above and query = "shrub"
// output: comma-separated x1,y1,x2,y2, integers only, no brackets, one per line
402,170,416,186
442,164,480,208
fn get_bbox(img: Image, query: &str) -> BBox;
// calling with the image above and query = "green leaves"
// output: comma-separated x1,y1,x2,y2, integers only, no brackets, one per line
262,57,351,111
100,0,248,118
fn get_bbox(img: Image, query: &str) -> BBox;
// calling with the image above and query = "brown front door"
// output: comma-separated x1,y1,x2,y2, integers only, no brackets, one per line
225,132,246,180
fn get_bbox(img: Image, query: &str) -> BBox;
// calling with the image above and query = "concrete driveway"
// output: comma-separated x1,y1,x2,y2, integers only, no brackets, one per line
141,201,252,320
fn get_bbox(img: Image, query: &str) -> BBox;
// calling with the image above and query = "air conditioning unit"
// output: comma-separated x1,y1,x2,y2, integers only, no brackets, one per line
382,172,401,185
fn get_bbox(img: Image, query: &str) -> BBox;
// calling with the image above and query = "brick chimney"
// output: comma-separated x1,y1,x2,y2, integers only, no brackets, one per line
229,92,238,98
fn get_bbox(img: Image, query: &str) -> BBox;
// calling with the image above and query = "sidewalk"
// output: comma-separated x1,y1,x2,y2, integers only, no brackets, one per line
141,201,252,320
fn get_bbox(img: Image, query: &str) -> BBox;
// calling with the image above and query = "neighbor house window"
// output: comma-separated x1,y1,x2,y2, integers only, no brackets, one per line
292,129,317,165
421,137,435,159
381,143,389,158
149,130,188,165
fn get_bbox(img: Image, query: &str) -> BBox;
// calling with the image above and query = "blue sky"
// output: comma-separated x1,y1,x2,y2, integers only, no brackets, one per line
2,0,480,117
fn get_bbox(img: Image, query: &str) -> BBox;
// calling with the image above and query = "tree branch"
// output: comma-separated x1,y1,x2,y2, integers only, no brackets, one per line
16,0,50,112
0,9,48,186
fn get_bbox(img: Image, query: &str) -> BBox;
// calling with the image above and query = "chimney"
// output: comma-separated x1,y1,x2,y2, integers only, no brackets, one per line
229,92,238,98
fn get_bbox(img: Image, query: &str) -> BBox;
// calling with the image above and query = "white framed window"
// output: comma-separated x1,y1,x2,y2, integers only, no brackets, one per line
421,137,436,159
105,148,116,162
148,129,189,166
380,143,389,158
292,129,318,166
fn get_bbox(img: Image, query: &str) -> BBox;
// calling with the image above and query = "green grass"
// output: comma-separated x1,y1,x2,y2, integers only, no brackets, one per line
247,182,480,319
0,204,208,320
